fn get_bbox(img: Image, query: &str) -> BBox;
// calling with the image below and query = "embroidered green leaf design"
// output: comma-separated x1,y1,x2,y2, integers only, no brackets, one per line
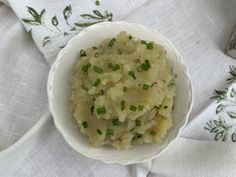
230,88,236,97
214,130,225,141
51,16,59,26
216,104,225,114
227,112,236,119
22,6,45,25
75,21,101,27
63,4,72,25
42,36,51,46
211,89,227,103
227,66,236,84
231,132,236,142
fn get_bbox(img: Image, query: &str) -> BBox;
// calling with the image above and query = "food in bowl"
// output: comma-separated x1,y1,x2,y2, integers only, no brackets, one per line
70,31,176,149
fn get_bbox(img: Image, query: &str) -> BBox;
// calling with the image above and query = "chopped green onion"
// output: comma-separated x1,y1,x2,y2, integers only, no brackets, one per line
151,82,157,87
82,121,88,128
128,71,136,80
92,46,97,50
142,84,150,90
108,63,113,68
96,106,106,114
106,128,114,136
163,105,168,109
120,100,126,111
130,105,137,111
101,89,104,95
80,49,87,57
123,86,128,92
93,65,103,73
146,42,153,49
135,119,141,126
112,119,121,126
141,40,146,44
154,104,162,110
112,64,120,71
129,35,132,40
97,129,102,135
137,60,151,72
138,105,144,111
93,78,101,87
117,49,123,55
90,106,94,114
82,63,91,73
95,0,100,6
94,52,98,57
108,37,116,47
150,130,156,136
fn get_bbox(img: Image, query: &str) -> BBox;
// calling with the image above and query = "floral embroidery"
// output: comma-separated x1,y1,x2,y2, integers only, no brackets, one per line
204,66,236,142
21,5,113,48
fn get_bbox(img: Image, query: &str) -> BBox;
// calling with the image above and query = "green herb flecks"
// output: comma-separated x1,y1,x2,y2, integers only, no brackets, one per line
92,46,97,50
97,129,102,135
128,71,136,80
135,119,141,127
151,82,157,87
112,119,121,126
163,105,168,109
96,106,106,114
82,63,91,73
123,86,128,92
120,100,126,111
80,49,87,57
108,37,116,47
93,78,101,87
137,60,151,72
146,42,153,49
130,105,137,111
150,130,156,136
106,128,114,136
138,105,144,111
90,106,94,114
82,121,88,128
142,84,150,90
117,49,123,55
93,65,103,73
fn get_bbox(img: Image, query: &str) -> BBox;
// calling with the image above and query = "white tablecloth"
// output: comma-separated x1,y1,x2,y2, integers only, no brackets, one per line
1,0,236,176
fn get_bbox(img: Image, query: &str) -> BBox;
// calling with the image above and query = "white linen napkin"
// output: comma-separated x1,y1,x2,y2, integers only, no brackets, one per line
1,0,236,176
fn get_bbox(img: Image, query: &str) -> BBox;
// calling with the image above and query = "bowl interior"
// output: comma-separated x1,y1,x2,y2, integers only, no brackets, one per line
48,22,192,164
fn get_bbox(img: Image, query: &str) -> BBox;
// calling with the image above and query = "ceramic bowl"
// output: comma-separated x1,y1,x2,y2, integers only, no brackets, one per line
47,21,193,165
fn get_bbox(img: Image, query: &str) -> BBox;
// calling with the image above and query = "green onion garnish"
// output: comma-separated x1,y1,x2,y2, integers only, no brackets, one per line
120,100,126,111
97,129,102,135
146,42,153,49
108,37,116,47
141,40,146,44
130,105,137,111
106,128,114,136
117,49,123,55
142,84,150,90
129,35,132,40
128,71,136,80
93,78,101,87
82,63,91,73
93,65,103,73
163,105,168,109
137,60,151,72
90,106,94,114
154,104,162,110
92,46,97,50
151,82,157,87
112,119,121,126
138,105,144,111
135,119,141,126
123,86,128,92
112,64,120,71
82,121,88,128
150,130,156,136
80,49,87,57
96,106,106,114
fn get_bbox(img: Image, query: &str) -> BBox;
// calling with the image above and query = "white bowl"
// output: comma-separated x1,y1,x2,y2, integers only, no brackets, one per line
47,21,193,165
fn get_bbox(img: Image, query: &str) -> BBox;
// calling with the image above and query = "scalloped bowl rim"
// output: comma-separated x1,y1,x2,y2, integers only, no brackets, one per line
47,21,193,165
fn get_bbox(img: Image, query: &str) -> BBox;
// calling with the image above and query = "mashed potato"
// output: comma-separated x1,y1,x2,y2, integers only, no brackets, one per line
70,31,176,149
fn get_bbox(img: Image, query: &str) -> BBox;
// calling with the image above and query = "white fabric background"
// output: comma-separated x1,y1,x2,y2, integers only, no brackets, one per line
1,0,236,176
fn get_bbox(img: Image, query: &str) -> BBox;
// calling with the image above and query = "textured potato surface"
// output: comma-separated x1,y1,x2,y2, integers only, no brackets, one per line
70,31,176,149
